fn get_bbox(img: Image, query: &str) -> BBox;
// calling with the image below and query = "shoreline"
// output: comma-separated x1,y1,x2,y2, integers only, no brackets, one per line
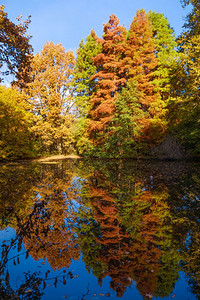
0,154,199,164
33,154,81,162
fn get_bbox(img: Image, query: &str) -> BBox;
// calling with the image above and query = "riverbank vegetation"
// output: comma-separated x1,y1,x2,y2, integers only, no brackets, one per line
0,0,199,160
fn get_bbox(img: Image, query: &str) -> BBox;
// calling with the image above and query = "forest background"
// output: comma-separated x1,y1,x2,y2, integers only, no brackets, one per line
0,0,199,160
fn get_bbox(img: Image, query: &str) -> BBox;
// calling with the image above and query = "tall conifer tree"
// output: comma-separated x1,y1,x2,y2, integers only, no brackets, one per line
72,32,101,118
88,15,127,150
107,81,146,157
72,30,101,154
125,9,158,142
72,32,101,154
148,11,177,101
126,9,157,111
148,11,178,142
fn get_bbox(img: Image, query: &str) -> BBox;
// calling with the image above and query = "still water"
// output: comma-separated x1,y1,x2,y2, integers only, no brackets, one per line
0,158,199,300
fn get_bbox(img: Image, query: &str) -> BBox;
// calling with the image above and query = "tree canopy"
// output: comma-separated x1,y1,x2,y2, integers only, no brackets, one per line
26,41,75,154
0,5,33,87
0,2,199,160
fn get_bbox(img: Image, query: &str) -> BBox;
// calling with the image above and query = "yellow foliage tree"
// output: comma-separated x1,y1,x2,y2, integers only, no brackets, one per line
26,42,75,154
0,86,36,160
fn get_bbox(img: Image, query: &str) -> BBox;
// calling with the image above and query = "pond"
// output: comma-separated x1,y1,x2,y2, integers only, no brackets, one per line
0,158,199,300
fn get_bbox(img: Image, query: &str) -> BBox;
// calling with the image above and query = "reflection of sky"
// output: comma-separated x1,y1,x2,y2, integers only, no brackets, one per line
68,176,86,212
0,227,16,241
0,227,196,300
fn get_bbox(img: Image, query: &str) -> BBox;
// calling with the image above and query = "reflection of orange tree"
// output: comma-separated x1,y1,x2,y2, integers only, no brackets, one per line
76,163,181,298
0,161,81,298
76,169,133,297
91,190,132,297
22,169,80,270
120,186,180,299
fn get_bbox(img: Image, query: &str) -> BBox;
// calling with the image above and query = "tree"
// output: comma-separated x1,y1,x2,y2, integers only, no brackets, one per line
148,11,177,99
88,15,127,151
72,31,101,117
148,11,178,143
125,10,158,142
168,0,200,156
0,5,33,87
126,10,157,110
181,0,200,38
0,86,37,160
105,81,147,157
26,42,75,154
72,32,101,155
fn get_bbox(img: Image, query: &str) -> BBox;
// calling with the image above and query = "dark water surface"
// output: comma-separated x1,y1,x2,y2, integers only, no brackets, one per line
0,158,199,300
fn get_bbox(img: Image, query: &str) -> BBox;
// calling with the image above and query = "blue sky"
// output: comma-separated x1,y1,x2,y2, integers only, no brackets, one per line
2,0,191,55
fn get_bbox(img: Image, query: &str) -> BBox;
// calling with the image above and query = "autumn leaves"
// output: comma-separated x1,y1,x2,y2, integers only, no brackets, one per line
74,10,177,156
0,2,199,160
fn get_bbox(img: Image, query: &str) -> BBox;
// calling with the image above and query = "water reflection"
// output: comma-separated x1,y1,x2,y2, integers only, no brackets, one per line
0,159,199,299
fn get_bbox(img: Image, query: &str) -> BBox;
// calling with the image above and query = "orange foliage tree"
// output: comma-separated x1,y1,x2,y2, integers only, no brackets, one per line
76,160,181,298
88,15,127,149
125,9,158,139
0,5,33,87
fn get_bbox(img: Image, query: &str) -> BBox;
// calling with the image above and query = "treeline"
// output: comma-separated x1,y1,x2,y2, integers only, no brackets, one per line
0,1,199,160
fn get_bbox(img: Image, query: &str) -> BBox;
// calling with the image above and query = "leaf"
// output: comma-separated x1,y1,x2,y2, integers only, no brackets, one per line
25,289,32,293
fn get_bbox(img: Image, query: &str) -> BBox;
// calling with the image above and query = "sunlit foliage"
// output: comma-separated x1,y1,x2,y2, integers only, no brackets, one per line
25,42,75,154
1,2,200,160
0,5,33,87
0,86,37,160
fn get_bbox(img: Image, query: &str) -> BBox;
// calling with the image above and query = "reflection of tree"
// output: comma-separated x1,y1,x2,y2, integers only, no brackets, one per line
0,163,40,229
23,175,80,270
167,168,200,299
77,160,181,298
16,164,81,271
182,231,200,299
0,159,199,299
0,271,44,300
76,168,132,297
0,161,81,269
0,160,81,298
88,171,131,298
121,187,180,299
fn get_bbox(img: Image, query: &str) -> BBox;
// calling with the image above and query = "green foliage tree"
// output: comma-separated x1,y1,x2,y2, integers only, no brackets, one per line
72,32,101,155
105,81,147,157
148,11,178,99
148,12,178,143
168,0,200,156
181,0,200,37
72,32,101,117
